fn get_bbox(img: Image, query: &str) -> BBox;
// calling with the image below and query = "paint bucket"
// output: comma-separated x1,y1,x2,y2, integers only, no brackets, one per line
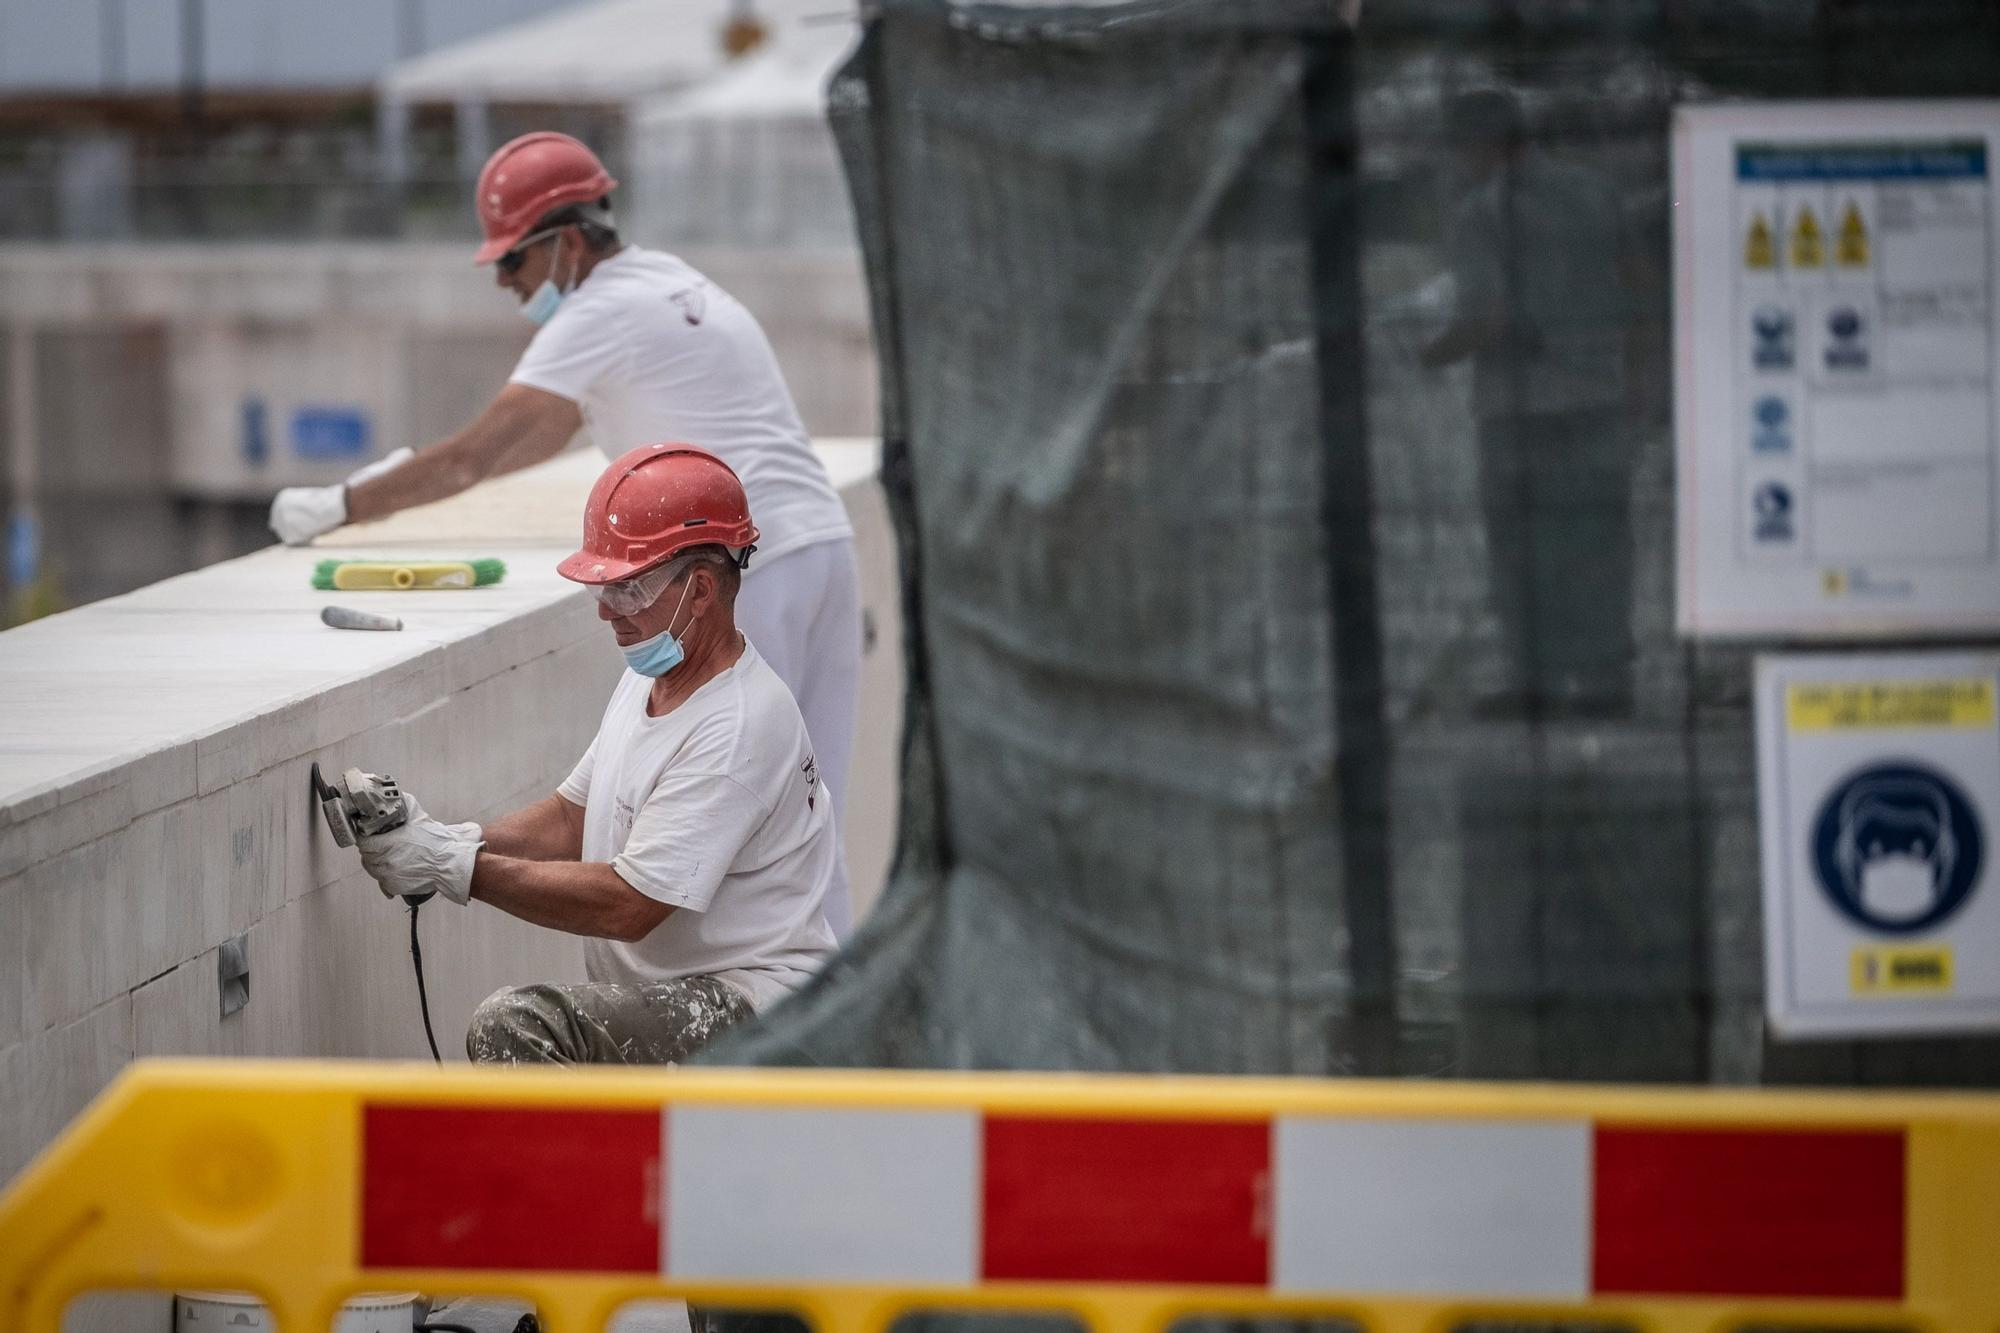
175,1290,418,1332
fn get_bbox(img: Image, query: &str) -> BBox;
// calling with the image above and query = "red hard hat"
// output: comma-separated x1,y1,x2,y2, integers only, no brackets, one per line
558,444,759,586
472,131,618,265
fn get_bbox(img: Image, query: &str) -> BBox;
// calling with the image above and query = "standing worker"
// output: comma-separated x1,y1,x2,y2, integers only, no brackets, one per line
350,444,840,1063
271,131,862,934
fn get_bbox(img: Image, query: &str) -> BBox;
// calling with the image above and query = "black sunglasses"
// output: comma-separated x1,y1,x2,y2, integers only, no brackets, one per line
496,227,562,276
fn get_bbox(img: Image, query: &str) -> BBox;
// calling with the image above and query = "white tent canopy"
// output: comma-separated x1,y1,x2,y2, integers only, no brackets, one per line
641,13,855,119
379,0,850,105
624,17,857,249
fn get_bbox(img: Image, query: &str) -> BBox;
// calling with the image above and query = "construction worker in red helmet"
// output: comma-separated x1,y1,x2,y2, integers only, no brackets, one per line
348,444,839,1063
269,130,864,937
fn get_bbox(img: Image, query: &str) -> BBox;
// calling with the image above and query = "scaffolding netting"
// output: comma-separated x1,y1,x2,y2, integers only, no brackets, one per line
707,0,2000,1088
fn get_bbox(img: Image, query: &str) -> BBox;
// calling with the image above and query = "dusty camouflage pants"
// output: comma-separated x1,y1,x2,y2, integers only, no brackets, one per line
465,976,754,1066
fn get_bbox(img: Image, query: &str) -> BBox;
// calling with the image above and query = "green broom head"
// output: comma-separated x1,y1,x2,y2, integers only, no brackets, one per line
309,557,508,590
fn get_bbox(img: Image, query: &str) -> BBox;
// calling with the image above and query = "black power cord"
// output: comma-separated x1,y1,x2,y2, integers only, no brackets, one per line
406,894,443,1064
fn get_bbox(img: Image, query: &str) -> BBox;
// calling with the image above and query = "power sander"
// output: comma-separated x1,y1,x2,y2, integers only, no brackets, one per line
310,762,443,1060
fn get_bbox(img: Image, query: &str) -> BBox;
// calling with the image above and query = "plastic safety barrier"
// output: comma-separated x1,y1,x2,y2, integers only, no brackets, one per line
6,1061,2000,1333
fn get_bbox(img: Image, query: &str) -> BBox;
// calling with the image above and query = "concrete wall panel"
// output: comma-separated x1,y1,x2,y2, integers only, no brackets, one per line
19,796,206,1036
0,874,24,1049
0,993,132,1185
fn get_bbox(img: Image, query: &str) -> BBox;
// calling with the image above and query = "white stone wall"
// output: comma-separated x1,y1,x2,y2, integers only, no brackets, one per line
1,446,902,1196
0,556,611,1188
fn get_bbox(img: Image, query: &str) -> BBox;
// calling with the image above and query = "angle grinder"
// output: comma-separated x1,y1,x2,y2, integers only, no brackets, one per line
311,762,434,908
311,762,408,847
309,761,445,1062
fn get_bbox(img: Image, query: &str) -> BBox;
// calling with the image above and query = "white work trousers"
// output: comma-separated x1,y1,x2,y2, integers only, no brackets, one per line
735,536,863,938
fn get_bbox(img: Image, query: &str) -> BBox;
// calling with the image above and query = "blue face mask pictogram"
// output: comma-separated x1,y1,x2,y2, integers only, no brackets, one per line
1811,763,1983,936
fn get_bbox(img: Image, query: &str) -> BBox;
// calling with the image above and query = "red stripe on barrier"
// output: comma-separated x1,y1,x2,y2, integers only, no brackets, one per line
1592,1125,1904,1299
982,1115,1270,1285
361,1104,661,1273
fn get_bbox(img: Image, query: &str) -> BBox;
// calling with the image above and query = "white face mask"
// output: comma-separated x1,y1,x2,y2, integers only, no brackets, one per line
1859,851,1939,922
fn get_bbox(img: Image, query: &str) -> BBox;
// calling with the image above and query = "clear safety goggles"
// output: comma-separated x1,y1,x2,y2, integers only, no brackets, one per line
591,563,680,617
591,546,750,616
495,227,563,276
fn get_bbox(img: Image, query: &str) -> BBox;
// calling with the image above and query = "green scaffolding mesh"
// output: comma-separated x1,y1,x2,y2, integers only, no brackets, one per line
708,0,2000,1087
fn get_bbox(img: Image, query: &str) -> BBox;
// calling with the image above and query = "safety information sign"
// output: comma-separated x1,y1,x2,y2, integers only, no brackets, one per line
1676,102,2000,636
1756,652,2000,1037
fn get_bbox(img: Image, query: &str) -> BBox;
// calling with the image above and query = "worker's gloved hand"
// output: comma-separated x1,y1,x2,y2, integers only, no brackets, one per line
356,793,485,905
268,484,346,546
267,447,414,546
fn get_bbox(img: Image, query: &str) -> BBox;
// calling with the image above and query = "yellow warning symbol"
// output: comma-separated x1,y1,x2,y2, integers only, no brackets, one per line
1837,202,1870,267
1744,212,1776,269
1790,205,1825,269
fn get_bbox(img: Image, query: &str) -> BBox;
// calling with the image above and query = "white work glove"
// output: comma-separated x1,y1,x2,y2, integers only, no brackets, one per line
356,792,485,905
268,483,346,546
267,447,414,546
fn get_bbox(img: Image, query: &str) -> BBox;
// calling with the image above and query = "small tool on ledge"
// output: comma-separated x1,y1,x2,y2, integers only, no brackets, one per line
320,605,403,631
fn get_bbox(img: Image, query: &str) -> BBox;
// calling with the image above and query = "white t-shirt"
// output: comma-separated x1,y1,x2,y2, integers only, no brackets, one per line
511,245,854,565
558,641,839,1010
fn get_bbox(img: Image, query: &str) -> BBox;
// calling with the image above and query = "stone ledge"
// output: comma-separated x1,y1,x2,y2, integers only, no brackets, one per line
0,440,898,1188
0,450,629,859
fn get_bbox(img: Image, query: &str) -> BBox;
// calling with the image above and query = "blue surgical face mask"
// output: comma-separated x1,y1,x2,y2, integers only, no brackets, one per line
619,580,692,678
520,234,570,326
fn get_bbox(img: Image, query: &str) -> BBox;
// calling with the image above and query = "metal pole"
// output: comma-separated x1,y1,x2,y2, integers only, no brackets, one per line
377,97,412,234
175,0,206,233
1304,29,1400,1076
455,98,492,184
179,0,204,127
101,0,126,89
6,323,41,612
398,0,424,61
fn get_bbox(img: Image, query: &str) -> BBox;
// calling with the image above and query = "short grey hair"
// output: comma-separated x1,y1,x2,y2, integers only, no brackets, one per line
660,544,743,597
537,199,620,252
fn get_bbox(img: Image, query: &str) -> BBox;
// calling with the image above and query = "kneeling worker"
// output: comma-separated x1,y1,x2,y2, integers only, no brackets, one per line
352,444,839,1063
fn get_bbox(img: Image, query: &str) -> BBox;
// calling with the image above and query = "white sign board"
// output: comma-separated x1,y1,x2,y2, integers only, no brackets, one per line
1756,652,2000,1038
1675,102,2000,637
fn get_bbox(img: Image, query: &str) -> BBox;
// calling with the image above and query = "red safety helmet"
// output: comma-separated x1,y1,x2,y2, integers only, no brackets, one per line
472,131,618,266
558,444,759,586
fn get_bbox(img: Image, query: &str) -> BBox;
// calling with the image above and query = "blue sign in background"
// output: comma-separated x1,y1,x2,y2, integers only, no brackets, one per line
291,406,372,461
6,511,39,589
241,395,269,467
1737,140,1986,181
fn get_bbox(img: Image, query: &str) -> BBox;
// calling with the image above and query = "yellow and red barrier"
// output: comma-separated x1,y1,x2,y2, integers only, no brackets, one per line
5,1061,2000,1332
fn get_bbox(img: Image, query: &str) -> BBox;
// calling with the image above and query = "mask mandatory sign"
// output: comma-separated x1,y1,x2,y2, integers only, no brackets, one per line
1756,653,2000,1037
